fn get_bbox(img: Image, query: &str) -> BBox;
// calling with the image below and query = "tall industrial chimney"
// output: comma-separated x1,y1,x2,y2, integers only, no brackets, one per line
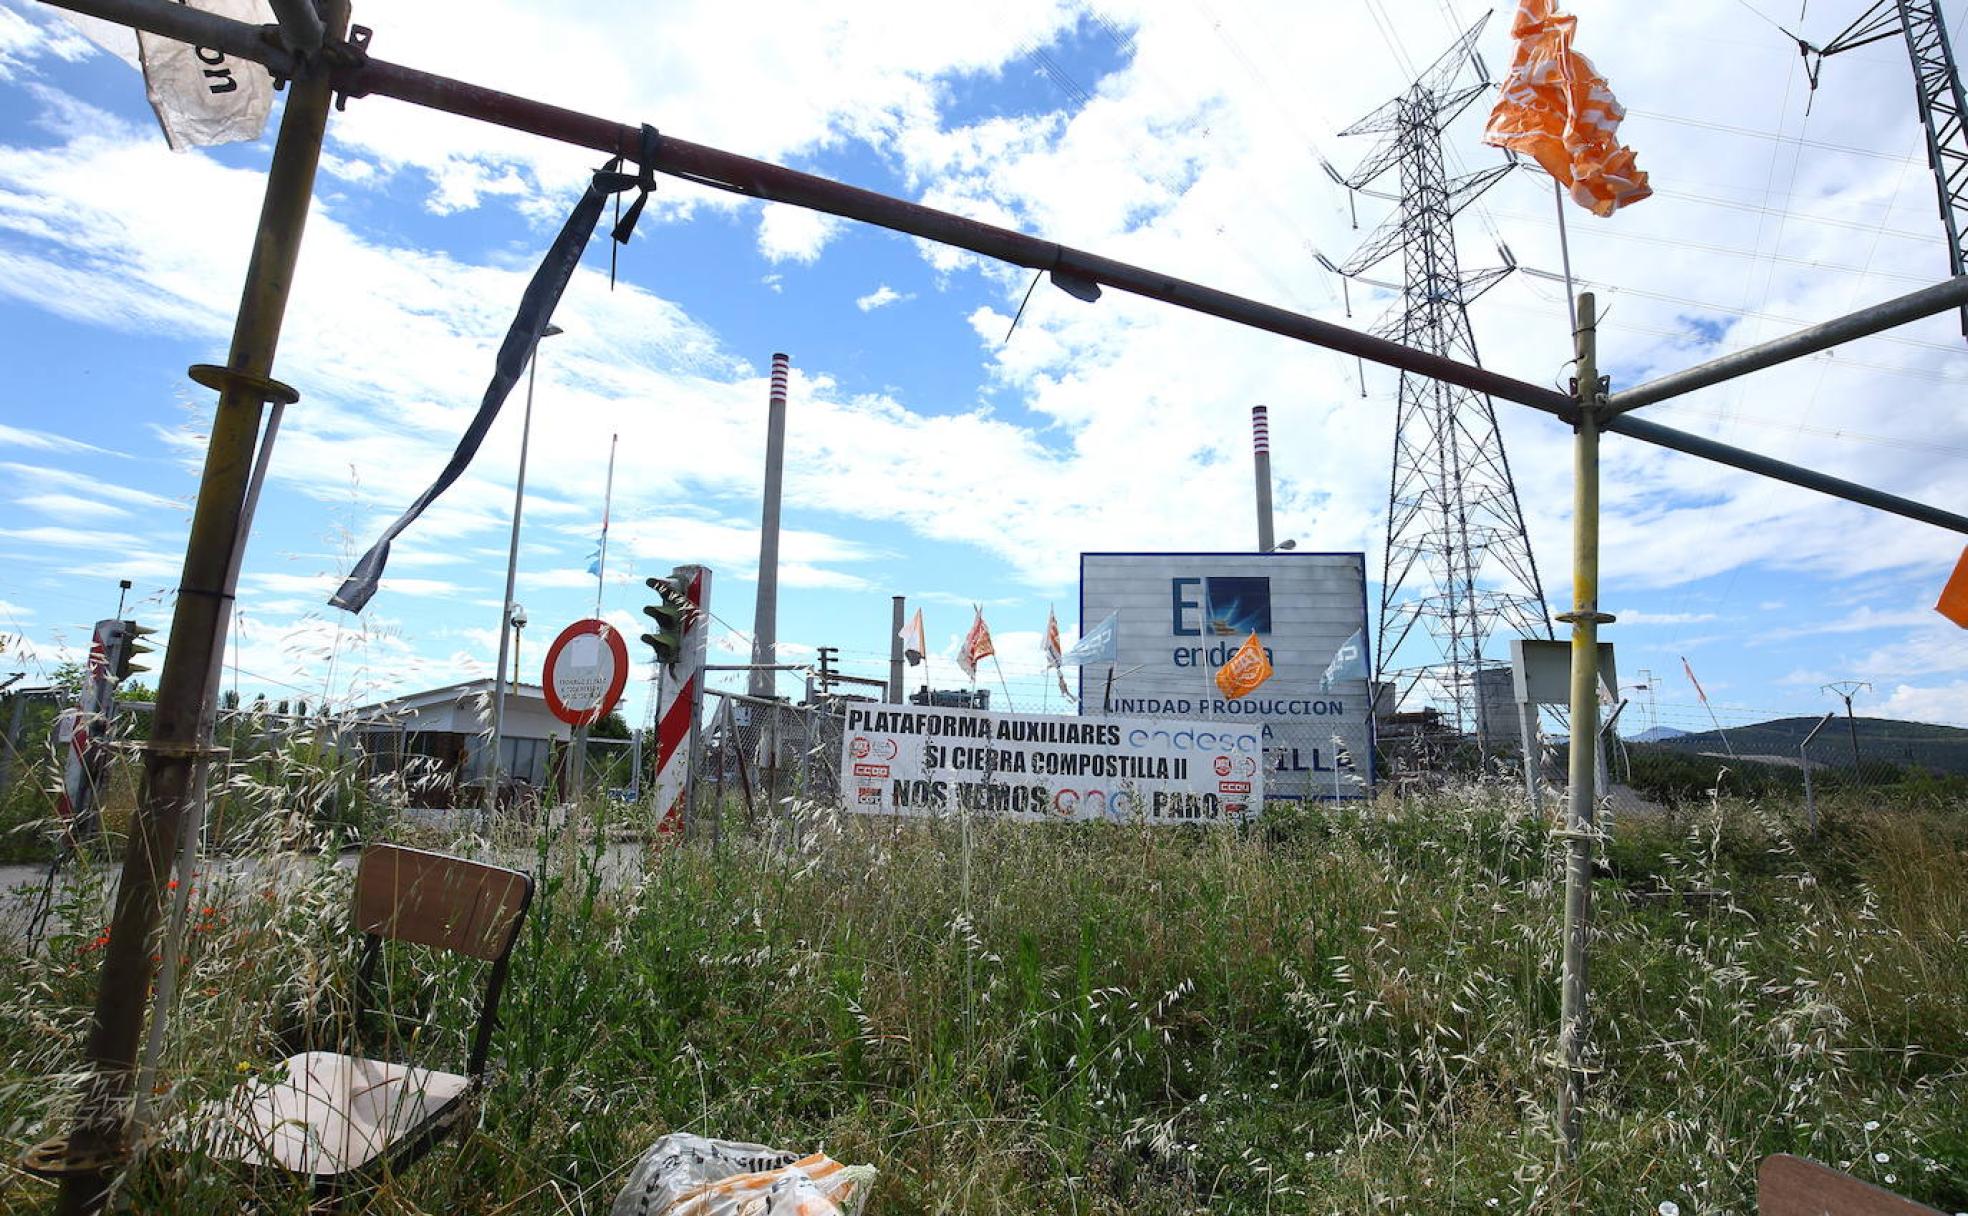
749,353,790,699
1252,404,1275,552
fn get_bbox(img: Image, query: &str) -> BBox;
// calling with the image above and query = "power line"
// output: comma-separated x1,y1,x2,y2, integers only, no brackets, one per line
1515,265,1966,356
1651,185,1935,242
1627,106,1927,166
1485,203,1932,285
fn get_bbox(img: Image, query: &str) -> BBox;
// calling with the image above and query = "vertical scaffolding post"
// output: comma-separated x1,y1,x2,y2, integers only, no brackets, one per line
1556,293,1610,1167
49,11,344,1210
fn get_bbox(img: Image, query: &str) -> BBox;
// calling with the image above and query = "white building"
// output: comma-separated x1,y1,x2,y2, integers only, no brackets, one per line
348,679,568,808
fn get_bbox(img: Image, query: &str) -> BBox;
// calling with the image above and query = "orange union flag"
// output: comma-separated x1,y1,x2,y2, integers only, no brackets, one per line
1937,545,1968,628
957,606,995,679
1483,0,1651,217
1214,632,1274,701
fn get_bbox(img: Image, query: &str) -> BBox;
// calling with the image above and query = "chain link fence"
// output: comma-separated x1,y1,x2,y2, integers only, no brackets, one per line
9,681,1965,860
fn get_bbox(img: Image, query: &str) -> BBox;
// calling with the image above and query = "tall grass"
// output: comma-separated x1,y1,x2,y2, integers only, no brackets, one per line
1,787,1963,1213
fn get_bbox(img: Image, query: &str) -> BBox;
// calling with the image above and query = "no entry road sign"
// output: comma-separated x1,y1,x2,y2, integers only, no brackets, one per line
542,618,630,727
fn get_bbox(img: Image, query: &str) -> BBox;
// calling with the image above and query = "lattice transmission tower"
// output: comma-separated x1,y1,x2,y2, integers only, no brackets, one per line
1321,16,1552,740
1802,0,1968,336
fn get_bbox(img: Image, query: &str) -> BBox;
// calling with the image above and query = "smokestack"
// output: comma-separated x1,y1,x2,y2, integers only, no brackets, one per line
1252,404,1275,552
749,353,790,699
888,596,906,703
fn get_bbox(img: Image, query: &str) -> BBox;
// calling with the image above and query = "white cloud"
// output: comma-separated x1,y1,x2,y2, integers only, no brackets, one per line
1,463,177,508
2,0,1963,726
1765,606,1941,641
1,525,142,548
855,284,911,311
757,203,846,264
1875,681,1968,726
14,492,130,522
0,423,125,458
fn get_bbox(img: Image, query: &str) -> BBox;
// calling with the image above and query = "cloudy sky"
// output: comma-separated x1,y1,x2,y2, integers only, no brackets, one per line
0,0,1963,736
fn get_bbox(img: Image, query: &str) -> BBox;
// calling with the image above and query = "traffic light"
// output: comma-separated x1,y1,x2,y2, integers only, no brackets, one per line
641,575,687,667
118,621,155,681
106,619,156,684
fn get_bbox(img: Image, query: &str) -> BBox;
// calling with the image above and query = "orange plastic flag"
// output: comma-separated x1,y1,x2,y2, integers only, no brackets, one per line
1483,0,1651,217
1214,632,1274,700
1937,545,1968,628
957,606,995,678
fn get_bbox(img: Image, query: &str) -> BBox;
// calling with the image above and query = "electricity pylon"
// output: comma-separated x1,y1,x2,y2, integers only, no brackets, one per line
1322,15,1553,743
1802,1,1968,336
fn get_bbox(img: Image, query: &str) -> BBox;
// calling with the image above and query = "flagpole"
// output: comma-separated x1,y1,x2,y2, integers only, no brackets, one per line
1682,656,1736,759
593,431,616,620
991,654,1016,714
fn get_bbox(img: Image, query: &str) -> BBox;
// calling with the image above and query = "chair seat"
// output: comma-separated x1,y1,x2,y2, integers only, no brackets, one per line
206,1051,474,1177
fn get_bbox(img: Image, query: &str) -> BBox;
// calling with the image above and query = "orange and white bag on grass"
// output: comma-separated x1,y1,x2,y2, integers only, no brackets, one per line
610,1133,876,1216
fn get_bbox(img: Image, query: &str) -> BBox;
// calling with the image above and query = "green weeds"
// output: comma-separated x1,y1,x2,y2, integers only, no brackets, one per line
1,790,1963,1213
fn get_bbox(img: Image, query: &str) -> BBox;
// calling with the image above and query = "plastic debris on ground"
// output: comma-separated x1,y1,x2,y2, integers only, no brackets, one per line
611,1133,876,1216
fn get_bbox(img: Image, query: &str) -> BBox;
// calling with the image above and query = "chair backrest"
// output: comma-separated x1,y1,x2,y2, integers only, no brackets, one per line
355,844,531,961
352,844,534,1076
1758,1154,1944,1216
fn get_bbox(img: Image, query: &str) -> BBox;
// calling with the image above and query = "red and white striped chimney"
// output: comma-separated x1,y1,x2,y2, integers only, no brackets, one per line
749,353,791,699
1251,405,1275,552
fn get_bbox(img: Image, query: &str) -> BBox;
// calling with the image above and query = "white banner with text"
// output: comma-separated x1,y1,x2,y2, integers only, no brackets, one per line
839,704,1263,822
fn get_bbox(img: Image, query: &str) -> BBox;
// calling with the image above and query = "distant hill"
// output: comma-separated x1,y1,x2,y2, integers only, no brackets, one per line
1628,725,1688,743
1637,715,1968,774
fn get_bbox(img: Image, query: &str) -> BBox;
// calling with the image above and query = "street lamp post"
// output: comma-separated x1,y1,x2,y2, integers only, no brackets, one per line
488,324,561,813
510,603,528,684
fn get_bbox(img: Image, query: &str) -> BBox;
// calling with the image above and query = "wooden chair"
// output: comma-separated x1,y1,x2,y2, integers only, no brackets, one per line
202,845,533,1200
1758,1154,1946,1215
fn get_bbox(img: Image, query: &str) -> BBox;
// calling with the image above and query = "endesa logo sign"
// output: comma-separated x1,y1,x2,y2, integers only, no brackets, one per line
1124,726,1260,754
1170,576,1272,636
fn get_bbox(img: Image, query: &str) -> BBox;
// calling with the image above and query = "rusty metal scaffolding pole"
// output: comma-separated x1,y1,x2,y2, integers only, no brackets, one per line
43,10,345,1211
323,69,1968,541
30,0,1968,537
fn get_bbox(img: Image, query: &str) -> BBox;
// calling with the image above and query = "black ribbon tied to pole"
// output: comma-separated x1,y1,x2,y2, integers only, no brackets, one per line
331,131,659,613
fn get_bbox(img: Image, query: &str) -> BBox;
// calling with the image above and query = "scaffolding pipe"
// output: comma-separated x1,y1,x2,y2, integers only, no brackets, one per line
1556,292,1607,1167
266,0,322,55
47,7,343,1209
38,0,299,75
1607,275,1968,413
1602,412,1968,532
32,0,1968,537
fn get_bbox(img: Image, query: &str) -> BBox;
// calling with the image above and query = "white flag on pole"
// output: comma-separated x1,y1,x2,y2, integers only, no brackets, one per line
133,0,276,151
899,608,926,666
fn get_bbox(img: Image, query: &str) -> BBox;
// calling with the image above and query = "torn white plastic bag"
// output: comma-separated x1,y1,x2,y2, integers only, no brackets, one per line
610,1133,875,1216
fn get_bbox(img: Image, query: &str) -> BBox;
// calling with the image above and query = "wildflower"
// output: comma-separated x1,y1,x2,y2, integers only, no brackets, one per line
1875,1152,1890,1164
1865,1120,1881,1132
1658,1203,1680,1216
